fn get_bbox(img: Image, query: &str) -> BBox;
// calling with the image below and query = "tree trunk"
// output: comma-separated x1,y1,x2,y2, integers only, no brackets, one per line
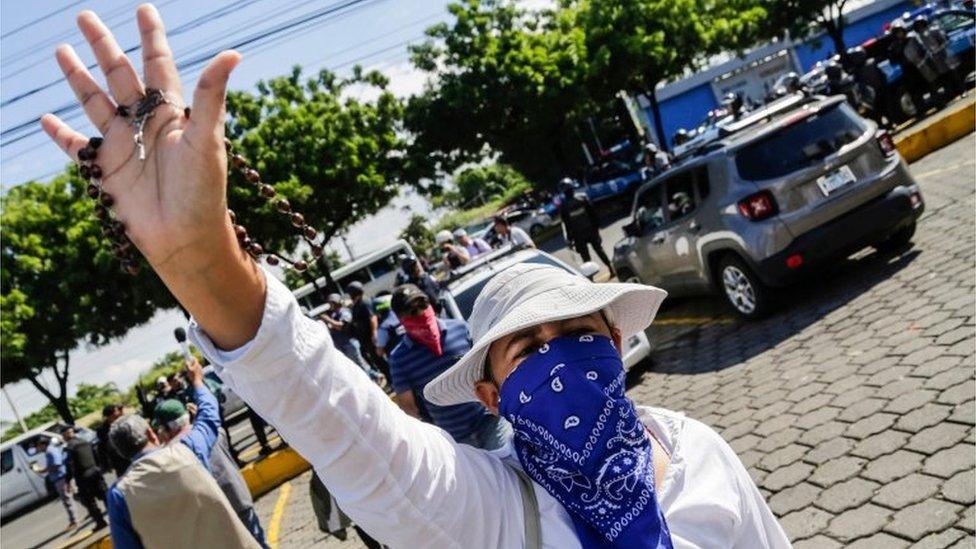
26,372,75,425
646,84,668,151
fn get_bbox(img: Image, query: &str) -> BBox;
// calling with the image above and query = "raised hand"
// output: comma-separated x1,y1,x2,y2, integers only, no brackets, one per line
41,4,265,350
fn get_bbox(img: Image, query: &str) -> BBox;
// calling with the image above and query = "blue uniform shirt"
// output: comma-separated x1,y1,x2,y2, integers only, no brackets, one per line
107,385,221,549
388,318,491,441
44,446,66,482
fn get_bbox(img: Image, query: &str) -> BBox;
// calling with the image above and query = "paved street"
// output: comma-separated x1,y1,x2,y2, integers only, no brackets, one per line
257,134,976,547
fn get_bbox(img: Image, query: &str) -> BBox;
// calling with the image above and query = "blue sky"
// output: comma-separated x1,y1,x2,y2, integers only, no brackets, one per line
0,0,453,423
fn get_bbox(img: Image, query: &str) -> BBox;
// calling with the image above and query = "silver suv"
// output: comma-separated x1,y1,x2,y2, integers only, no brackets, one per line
613,95,925,319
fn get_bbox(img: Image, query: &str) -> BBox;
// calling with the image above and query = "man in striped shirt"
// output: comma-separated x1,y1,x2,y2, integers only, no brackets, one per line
387,284,511,450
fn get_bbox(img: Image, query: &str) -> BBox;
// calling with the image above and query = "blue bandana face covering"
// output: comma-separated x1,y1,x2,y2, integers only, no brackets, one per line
499,334,673,548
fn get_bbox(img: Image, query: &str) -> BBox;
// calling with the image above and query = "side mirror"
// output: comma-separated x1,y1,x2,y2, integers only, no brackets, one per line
623,221,641,238
578,262,601,280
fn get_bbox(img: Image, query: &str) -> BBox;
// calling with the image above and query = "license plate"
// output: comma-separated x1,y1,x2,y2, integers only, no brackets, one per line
816,165,856,196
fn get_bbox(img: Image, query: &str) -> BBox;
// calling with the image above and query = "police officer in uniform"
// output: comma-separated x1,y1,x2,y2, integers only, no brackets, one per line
556,178,614,276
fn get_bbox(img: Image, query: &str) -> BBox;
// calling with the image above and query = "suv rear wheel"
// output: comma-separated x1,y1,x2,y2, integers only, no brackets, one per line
718,256,771,319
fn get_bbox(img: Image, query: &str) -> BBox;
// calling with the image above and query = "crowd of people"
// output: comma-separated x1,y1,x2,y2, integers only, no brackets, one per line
37,358,270,548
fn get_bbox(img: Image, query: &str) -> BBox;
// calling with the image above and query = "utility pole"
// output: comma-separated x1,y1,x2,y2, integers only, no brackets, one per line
2,386,28,433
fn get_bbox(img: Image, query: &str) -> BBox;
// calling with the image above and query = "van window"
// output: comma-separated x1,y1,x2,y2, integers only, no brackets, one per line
635,186,665,231
1,449,13,475
664,171,697,222
695,166,710,200
368,256,397,280
735,102,867,180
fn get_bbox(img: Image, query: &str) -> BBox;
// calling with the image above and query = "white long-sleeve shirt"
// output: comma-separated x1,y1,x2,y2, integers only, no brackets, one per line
190,272,791,549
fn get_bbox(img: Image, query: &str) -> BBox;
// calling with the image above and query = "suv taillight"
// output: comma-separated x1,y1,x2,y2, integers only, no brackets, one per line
737,191,778,221
877,131,896,157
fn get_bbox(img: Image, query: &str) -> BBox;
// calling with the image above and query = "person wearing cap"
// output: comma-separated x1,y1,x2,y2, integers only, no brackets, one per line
642,143,671,178
346,281,388,379
912,14,963,102
106,396,258,548
492,215,535,249
396,255,442,308
557,178,615,276
889,18,935,113
374,292,405,359
190,261,788,548
436,229,471,270
36,436,78,530
319,293,385,385
454,228,491,259
387,284,510,448
96,403,131,476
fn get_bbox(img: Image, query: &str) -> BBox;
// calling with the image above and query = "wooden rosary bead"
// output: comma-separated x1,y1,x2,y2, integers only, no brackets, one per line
116,105,129,117
89,137,103,149
86,184,99,198
99,194,114,207
234,225,248,240
243,169,260,184
248,242,264,256
184,107,191,119
224,138,233,151
231,154,248,170
290,212,305,228
80,165,92,179
228,209,237,223
310,244,323,258
94,205,108,219
275,199,291,213
293,260,308,272
124,261,141,276
90,165,103,179
303,227,317,240
265,255,280,266
259,184,276,198
78,146,94,161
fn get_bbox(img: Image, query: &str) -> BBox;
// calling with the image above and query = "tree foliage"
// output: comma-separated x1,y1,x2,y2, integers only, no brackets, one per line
406,0,594,186
752,0,852,57
399,214,436,259
225,66,412,257
0,382,124,442
0,172,173,423
438,163,532,208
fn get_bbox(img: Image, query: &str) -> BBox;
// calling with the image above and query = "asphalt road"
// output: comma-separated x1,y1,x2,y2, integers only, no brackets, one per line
253,134,975,548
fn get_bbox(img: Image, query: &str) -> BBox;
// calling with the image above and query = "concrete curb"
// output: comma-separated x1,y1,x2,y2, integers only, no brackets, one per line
895,97,975,163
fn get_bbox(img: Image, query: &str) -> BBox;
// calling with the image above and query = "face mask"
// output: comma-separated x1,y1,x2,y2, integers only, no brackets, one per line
499,334,673,548
400,306,443,356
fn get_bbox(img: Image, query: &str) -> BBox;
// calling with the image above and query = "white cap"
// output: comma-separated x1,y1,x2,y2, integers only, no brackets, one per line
453,228,468,238
435,230,453,245
423,263,667,406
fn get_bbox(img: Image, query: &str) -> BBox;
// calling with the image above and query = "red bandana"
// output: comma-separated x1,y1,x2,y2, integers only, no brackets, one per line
400,306,443,357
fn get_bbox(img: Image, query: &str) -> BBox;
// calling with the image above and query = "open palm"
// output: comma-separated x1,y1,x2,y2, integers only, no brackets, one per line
41,5,241,272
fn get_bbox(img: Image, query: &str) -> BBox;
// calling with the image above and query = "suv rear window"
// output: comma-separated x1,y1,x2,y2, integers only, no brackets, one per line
735,103,866,181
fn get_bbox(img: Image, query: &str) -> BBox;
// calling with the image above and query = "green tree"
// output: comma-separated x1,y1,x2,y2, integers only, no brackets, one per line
399,214,436,258
752,0,852,58
406,0,594,186
439,163,532,208
577,0,766,145
225,66,411,289
1,172,173,424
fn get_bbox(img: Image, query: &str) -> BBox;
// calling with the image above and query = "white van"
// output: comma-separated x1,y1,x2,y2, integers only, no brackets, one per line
0,429,61,519
293,239,415,314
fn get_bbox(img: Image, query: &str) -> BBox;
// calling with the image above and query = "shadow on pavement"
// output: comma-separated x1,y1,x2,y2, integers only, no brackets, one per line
625,242,922,387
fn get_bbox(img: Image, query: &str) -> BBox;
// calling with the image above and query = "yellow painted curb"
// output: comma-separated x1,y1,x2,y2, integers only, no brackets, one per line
895,98,976,163
241,447,311,499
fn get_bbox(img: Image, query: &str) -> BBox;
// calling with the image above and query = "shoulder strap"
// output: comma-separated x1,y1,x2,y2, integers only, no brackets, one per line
511,466,542,549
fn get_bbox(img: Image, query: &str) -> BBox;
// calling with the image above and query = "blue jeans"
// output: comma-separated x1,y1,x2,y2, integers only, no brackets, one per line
338,340,383,382
240,507,269,548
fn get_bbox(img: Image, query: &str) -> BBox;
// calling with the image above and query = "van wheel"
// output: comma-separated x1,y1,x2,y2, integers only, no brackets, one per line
718,256,771,319
875,221,916,253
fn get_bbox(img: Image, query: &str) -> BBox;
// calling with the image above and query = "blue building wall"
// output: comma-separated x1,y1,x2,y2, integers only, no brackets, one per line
646,1,915,148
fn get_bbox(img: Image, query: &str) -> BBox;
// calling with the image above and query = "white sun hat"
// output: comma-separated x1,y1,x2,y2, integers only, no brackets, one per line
424,262,667,406
435,230,453,245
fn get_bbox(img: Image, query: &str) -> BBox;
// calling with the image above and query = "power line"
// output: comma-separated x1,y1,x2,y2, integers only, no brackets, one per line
1,0,264,108
0,0,87,40
1,0,384,148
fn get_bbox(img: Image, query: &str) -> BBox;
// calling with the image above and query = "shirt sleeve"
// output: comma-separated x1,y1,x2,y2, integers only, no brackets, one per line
376,324,391,350
387,352,411,394
180,386,220,467
108,485,144,549
189,271,525,548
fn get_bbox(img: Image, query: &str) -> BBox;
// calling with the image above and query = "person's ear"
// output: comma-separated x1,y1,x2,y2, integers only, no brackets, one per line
474,380,500,415
147,428,161,445
611,327,623,355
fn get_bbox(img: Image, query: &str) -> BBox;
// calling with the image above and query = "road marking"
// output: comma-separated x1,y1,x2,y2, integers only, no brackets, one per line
654,316,736,326
913,159,976,180
53,528,95,549
267,480,293,549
